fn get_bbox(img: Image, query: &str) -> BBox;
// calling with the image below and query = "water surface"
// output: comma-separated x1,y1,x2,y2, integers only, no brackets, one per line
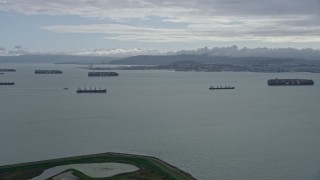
0,63,320,180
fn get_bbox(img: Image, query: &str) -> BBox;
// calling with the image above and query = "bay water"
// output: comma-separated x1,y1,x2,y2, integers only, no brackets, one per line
1,63,320,180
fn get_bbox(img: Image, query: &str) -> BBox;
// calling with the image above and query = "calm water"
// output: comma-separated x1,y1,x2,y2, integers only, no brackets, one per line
1,63,320,180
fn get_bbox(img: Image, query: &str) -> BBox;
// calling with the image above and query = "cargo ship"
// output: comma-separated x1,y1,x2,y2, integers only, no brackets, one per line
88,71,119,77
35,70,63,74
0,81,14,85
0,69,16,72
76,87,107,93
209,85,235,90
268,78,314,86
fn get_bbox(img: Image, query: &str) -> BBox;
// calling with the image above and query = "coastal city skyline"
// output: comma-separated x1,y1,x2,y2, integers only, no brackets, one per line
1,0,320,56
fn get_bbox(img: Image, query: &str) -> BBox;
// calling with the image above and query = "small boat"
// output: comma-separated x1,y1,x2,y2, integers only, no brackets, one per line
209,85,235,90
63,87,69,90
76,87,107,93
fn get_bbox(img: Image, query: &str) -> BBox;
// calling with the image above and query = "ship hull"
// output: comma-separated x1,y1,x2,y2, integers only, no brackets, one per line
76,89,107,93
209,87,235,90
209,85,235,90
88,72,119,77
268,79,314,86
0,82,14,85
35,70,63,74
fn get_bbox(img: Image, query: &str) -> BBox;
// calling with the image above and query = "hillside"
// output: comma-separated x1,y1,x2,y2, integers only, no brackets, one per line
109,54,320,73
110,54,300,65
0,55,118,64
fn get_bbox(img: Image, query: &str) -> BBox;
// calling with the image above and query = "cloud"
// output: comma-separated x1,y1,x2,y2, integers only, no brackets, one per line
40,24,193,43
0,45,163,57
0,46,36,56
40,21,320,43
68,48,163,57
1,0,319,18
1,0,320,44
0,47,7,56
173,46,320,60
14,45,23,49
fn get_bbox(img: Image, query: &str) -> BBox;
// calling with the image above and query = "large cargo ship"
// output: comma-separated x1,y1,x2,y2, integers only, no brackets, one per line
88,71,119,77
268,78,314,86
35,70,63,74
0,81,14,85
209,85,235,90
0,69,16,72
76,87,107,93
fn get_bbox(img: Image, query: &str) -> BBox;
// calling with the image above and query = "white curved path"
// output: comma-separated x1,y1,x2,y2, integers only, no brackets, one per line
31,163,139,179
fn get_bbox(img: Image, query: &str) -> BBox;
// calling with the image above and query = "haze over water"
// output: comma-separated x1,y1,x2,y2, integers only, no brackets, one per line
1,63,320,180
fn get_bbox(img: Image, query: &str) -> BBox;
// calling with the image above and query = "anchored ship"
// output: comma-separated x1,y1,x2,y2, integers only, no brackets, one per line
268,78,314,86
0,81,14,85
209,85,235,90
35,70,63,74
0,69,16,72
76,87,107,93
88,71,119,77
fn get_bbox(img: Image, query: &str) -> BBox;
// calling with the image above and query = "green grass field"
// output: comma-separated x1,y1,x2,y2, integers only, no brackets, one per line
0,152,196,179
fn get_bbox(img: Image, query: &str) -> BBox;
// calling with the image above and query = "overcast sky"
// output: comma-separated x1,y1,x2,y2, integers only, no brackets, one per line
0,0,320,55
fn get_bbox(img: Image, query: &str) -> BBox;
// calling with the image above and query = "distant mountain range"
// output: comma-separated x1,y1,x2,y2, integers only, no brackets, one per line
0,55,118,64
1,54,320,73
108,55,320,73
109,55,303,65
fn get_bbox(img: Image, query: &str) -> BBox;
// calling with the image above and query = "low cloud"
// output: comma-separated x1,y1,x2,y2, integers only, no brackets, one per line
1,45,320,60
0,46,36,56
0,46,163,57
173,46,320,60
14,45,23,49
68,48,163,57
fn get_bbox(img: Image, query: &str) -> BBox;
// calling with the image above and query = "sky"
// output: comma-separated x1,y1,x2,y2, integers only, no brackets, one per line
0,0,320,55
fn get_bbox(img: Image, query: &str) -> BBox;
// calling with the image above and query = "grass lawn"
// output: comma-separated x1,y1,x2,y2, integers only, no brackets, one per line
0,152,196,180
